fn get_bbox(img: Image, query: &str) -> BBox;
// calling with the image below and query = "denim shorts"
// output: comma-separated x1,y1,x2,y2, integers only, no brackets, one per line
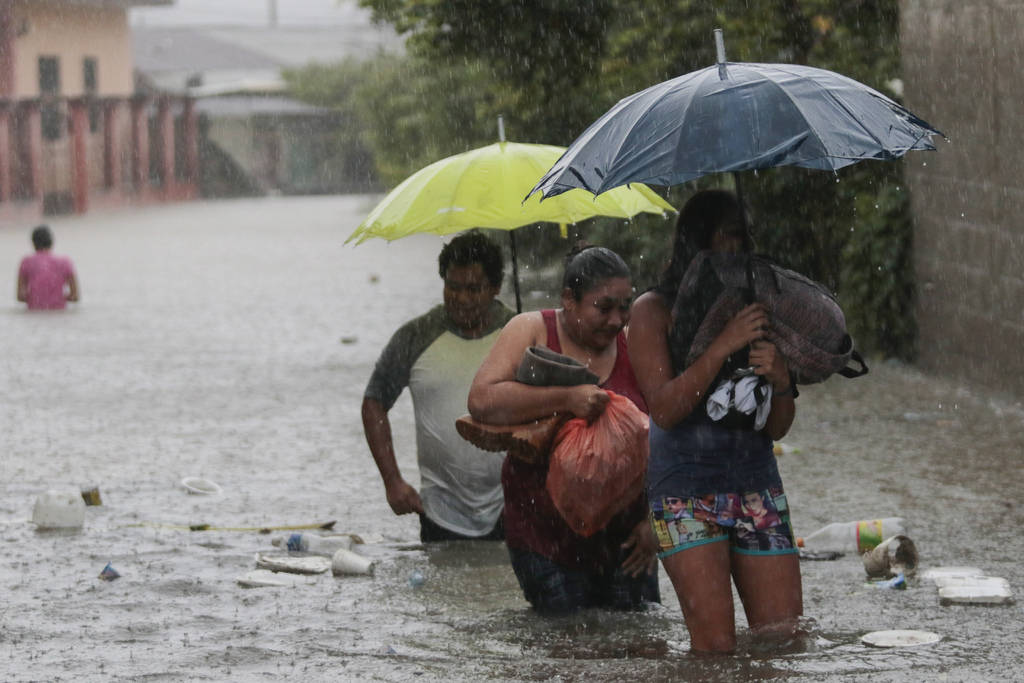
647,418,781,499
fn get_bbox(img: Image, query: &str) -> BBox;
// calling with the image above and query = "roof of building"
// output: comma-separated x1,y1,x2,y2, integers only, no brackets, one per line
194,95,333,117
133,20,402,93
131,0,385,29
134,28,280,73
74,0,172,8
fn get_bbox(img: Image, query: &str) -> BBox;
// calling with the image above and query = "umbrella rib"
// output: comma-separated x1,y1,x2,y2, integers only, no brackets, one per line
599,69,710,193
769,63,910,164
759,64,850,166
666,67,716,182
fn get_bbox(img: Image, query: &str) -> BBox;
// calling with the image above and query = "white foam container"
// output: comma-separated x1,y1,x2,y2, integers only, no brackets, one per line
939,584,1014,606
933,575,1010,590
919,566,985,584
254,552,331,575
237,570,318,588
32,489,86,529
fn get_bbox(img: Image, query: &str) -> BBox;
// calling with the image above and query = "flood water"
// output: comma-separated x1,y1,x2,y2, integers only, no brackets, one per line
1,195,1022,682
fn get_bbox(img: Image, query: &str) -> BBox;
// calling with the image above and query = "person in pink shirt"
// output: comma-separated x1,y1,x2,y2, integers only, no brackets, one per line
17,225,79,310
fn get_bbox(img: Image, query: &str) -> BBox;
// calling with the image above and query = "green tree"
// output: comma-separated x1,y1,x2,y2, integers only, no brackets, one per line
333,0,917,357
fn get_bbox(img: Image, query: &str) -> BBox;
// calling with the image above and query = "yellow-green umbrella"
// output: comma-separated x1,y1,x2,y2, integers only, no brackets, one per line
347,132,675,310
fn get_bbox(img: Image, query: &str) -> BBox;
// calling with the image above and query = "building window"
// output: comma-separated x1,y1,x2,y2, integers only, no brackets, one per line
84,57,99,132
39,56,61,140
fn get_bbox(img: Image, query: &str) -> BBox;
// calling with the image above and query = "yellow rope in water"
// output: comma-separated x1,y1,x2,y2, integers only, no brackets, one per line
124,520,337,533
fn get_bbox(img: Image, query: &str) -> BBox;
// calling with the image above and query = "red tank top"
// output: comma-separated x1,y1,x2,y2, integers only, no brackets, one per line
501,310,649,573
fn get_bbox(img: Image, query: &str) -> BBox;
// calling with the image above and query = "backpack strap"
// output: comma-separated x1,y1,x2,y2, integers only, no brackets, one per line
838,349,869,379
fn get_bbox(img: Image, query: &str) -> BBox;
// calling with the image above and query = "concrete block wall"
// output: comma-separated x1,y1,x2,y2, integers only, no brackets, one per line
901,0,1024,396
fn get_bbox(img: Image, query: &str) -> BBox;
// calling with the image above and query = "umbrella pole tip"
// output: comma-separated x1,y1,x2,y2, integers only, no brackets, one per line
714,28,726,64
497,115,506,143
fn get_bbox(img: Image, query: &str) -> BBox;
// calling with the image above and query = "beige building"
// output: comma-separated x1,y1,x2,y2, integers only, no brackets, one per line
0,0,198,222
1,0,142,98
901,1,1024,397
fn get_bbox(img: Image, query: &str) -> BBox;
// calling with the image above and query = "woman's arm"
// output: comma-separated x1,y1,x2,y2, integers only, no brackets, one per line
468,312,610,424
628,293,771,431
748,339,796,440
65,272,79,303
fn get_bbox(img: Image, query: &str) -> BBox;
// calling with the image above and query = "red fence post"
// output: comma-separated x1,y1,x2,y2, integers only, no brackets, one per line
68,97,89,213
130,95,149,190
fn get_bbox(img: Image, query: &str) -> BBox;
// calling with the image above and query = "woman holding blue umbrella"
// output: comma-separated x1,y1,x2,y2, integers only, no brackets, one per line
628,190,801,652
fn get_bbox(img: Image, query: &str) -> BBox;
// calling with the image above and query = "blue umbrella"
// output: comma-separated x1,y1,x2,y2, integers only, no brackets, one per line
530,30,942,201
530,30,942,380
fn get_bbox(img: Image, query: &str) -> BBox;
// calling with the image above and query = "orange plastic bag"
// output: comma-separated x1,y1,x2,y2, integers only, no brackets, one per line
546,391,649,537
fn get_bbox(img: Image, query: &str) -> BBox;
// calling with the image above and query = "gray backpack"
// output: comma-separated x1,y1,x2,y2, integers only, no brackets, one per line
672,250,868,385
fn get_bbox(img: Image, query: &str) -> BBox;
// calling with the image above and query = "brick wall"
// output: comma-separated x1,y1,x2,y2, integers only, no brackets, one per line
901,0,1024,396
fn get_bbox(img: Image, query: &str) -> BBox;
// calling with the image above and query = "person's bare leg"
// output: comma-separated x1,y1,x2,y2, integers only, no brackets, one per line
731,552,803,636
661,541,736,652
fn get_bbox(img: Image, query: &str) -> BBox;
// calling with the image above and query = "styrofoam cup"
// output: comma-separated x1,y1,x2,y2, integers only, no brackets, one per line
331,548,374,576
32,489,86,529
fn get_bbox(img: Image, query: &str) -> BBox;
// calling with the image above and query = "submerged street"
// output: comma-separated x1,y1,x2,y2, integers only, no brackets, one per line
1,196,1022,682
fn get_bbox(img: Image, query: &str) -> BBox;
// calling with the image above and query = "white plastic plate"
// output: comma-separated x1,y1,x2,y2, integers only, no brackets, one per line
861,630,942,648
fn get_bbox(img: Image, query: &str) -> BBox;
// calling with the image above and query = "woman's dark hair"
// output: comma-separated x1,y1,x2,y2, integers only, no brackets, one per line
438,229,505,287
655,189,750,297
31,225,53,250
562,242,631,301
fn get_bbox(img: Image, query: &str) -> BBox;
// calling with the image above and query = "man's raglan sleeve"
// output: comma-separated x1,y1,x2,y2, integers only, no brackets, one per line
364,307,446,412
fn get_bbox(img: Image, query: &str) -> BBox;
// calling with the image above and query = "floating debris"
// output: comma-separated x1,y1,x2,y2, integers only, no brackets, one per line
254,552,331,575
939,582,1014,606
866,572,906,590
861,630,941,648
237,570,317,588
919,566,985,584
99,563,121,581
180,477,223,495
331,548,374,576
863,535,918,578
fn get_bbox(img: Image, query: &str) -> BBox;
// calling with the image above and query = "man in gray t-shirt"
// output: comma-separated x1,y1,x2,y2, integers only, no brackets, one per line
362,231,516,542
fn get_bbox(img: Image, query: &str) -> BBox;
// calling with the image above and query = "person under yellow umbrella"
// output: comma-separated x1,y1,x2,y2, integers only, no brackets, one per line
347,117,675,311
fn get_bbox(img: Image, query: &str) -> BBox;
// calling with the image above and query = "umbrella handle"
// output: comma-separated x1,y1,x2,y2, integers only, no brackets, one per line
732,171,756,305
509,231,522,313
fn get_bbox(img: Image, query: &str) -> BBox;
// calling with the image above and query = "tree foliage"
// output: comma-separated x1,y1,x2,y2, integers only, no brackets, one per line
293,0,918,358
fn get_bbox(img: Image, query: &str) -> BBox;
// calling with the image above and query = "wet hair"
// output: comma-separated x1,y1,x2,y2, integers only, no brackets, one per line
561,242,631,301
656,189,751,297
438,230,504,287
31,225,53,250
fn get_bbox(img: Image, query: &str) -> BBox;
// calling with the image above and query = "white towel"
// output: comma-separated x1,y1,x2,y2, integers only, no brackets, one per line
706,375,774,430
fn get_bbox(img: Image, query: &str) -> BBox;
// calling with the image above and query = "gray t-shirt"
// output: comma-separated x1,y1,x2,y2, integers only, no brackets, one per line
365,300,516,536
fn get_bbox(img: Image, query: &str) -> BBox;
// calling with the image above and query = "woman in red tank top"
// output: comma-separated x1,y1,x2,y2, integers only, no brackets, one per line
468,245,659,615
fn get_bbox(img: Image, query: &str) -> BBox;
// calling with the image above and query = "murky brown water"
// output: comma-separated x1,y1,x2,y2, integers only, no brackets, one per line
1,196,1022,682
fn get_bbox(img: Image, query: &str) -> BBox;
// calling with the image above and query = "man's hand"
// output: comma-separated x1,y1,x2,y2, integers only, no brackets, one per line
385,479,423,516
620,518,658,578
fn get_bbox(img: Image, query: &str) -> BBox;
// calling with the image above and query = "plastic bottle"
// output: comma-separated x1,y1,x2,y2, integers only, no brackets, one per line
271,532,353,556
407,570,425,588
795,518,906,554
